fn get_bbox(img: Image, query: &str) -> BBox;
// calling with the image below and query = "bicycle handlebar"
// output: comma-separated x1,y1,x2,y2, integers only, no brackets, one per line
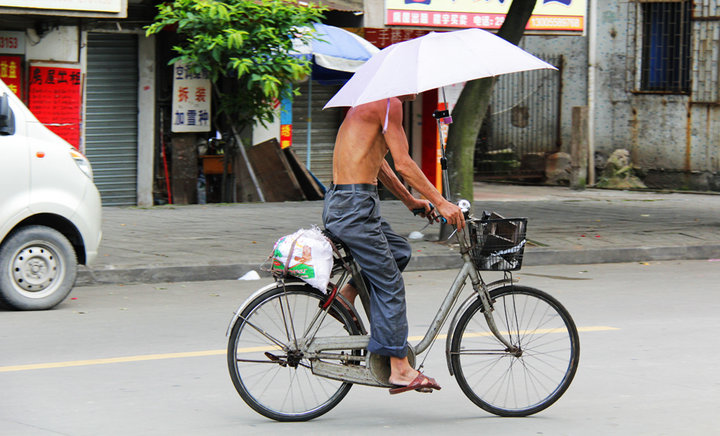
412,199,473,224
411,203,448,223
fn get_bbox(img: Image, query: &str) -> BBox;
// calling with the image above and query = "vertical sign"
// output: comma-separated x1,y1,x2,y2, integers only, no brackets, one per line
171,62,211,133
279,95,292,149
28,65,82,148
0,55,22,99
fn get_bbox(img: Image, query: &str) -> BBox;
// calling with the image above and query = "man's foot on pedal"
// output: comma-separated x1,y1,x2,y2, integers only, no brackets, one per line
388,372,441,395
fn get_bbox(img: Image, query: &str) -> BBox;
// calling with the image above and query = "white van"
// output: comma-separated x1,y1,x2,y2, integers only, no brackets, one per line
0,79,102,310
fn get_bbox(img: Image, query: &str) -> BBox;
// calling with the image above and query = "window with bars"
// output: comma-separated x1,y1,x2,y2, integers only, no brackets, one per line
639,1,692,93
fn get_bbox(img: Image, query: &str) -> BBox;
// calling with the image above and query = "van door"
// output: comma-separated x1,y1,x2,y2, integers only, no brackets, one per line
0,93,30,233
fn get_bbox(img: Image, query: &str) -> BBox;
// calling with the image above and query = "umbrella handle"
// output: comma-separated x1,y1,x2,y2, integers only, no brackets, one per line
433,88,453,201
433,112,452,202
433,108,453,124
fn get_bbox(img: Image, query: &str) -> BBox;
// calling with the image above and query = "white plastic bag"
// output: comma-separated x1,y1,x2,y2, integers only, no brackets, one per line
271,226,333,292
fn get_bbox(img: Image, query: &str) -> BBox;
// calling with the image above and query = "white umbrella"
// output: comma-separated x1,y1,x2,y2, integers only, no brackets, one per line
324,28,556,109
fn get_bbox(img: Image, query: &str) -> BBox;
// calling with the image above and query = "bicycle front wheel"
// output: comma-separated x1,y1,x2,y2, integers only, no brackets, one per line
227,282,360,421
450,285,579,417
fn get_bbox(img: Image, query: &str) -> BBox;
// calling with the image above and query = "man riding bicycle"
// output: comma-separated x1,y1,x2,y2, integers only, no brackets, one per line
322,95,465,394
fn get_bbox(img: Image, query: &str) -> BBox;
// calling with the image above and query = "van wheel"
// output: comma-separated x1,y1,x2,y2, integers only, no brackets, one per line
0,226,77,310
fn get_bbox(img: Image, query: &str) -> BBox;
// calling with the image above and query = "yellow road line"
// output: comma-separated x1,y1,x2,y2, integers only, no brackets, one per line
0,350,225,373
0,326,617,373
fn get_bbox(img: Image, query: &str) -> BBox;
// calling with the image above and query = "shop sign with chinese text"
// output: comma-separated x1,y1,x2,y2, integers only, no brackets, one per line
0,55,22,99
171,62,211,133
385,0,586,33
28,64,82,149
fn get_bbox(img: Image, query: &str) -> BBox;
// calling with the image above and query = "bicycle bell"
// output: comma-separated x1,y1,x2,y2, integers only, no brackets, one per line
457,199,471,213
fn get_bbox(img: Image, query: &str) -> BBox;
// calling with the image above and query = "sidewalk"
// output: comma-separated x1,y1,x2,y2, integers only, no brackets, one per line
77,183,720,286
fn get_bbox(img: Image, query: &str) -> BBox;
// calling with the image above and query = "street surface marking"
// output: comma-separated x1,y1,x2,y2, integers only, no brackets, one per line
0,326,617,373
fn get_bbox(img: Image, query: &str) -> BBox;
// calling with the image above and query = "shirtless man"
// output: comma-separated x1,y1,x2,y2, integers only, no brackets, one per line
322,95,465,394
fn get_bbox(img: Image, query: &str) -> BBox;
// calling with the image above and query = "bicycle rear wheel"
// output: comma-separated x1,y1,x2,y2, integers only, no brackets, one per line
227,282,360,421
450,285,579,417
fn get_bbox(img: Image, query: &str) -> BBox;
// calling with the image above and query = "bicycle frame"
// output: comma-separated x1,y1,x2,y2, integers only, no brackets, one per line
295,224,517,387
226,221,519,388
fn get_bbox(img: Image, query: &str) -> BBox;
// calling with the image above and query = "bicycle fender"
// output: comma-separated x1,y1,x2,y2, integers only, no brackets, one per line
225,278,306,337
444,279,516,377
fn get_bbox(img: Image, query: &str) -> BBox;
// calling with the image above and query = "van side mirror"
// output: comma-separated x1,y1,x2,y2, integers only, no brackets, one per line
0,93,16,135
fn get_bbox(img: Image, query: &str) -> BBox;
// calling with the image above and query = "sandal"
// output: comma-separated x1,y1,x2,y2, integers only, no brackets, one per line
389,372,441,395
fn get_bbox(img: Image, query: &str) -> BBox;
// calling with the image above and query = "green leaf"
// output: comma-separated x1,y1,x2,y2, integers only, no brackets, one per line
147,0,326,126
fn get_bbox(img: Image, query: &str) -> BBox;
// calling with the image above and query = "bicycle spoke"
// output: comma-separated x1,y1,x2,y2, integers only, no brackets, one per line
279,291,299,349
238,315,288,351
452,349,513,355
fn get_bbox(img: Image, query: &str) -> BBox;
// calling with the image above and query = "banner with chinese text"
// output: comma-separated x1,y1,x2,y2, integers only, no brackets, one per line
28,65,82,148
0,55,22,99
171,62,211,133
385,0,586,33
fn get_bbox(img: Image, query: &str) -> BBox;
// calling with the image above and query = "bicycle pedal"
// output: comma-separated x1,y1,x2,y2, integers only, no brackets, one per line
264,352,287,367
415,387,434,393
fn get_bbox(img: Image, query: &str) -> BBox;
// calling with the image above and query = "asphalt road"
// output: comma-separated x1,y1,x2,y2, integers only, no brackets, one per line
2,260,719,435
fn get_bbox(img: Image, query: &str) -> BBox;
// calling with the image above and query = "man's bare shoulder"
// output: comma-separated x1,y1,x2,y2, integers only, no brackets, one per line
345,100,386,125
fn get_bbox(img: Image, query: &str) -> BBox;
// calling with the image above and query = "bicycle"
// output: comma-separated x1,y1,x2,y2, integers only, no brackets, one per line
226,202,580,421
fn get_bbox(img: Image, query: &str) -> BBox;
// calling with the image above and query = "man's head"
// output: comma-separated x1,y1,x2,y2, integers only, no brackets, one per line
397,94,417,102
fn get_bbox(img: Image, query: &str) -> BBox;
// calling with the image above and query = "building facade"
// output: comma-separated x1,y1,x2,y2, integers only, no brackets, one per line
1,0,716,209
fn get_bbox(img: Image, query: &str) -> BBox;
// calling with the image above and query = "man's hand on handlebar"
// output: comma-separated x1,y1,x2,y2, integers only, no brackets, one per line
408,199,439,224
410,199,465,230
436,200,465,230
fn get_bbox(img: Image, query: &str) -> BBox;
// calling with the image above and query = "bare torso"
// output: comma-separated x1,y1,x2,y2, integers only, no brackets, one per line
332,99,390,185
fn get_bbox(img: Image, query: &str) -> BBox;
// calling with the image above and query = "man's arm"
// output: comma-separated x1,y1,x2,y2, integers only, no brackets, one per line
377,160,436,218
377,160,416,205
382,98,465,229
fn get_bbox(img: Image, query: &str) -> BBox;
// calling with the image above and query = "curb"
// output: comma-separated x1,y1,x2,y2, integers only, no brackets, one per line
75,244,720,287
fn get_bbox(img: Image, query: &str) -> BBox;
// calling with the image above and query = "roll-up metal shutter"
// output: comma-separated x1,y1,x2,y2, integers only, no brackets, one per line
85,33,138,206
291,82,343,188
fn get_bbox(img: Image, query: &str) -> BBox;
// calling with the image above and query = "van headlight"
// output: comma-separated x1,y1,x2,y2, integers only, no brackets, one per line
70,149,94,181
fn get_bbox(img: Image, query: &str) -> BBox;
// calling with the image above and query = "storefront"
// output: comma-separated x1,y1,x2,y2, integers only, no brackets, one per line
0,1,156,206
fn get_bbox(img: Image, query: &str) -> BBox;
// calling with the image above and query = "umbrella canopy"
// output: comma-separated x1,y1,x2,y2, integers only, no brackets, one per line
324,28,556,108
292,23,380,81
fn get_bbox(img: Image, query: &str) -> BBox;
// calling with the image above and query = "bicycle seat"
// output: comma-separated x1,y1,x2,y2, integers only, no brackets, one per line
322,229,346,250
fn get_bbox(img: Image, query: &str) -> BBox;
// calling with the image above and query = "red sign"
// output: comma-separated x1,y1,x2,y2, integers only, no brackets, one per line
28,66,82,149
280,124,292,149
363,28,432,49
386,10,583,31
0,56,23,99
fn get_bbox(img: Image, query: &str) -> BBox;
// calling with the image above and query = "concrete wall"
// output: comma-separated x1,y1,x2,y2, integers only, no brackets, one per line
26,26,79,63
137,34,156,207
592,0,720,190
522,34,588,153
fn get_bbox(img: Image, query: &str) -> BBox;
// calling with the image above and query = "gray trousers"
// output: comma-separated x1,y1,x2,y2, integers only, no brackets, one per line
322,184,412,358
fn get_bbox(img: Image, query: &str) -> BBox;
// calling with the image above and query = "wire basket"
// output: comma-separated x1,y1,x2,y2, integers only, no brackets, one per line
469,216,528,271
